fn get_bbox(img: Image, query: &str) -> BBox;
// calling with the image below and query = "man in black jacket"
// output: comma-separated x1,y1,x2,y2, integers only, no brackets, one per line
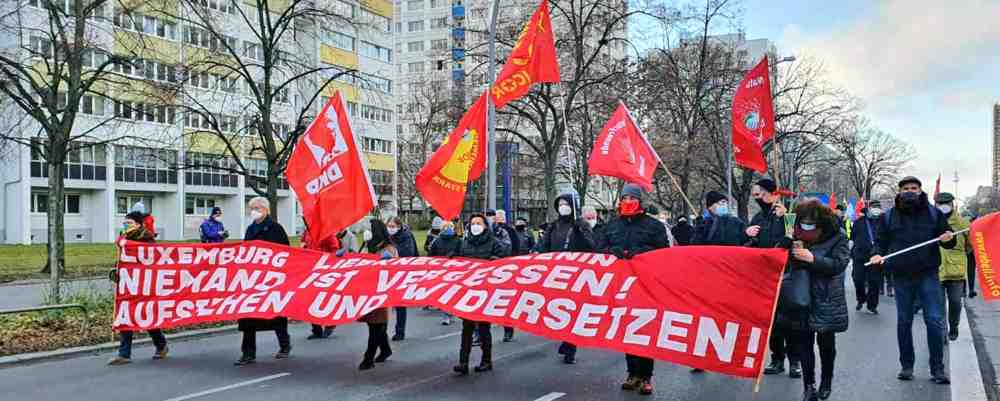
747,179,801,378
597,184,669,396
538,193,596,364
671,216,693,245
582,206,605,246
514,217,535,254
851,200,883,314
869,176,956,384
693,191,747,246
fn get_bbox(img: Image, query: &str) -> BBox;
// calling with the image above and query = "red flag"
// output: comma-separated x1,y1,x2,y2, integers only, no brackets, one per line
732,57,775,173
286,92,376,244
829,193,837,209
971,212,1000,300
415,93,489,220
587,102,659,191
491,0,560,109
934,173,942,199
856,198,866,217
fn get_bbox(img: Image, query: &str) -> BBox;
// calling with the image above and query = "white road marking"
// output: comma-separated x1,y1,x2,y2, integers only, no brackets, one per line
428,331,462,341
163,373,291,401
533,392,566,401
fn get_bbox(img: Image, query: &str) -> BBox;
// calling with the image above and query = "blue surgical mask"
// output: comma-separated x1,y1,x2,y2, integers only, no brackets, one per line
714,205,729,216
799,223,817,231
443,228,455,236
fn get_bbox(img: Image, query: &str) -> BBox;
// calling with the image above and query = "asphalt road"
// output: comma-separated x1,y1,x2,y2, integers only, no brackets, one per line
0,273,959,401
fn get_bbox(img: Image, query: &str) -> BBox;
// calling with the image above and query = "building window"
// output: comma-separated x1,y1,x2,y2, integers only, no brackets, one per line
431,17,448,29
360,41,392,63
362,137,394,154
332,0,354,17
408,20,424,32
408,0,424,10
325,30,356,52
431,39,448,50
359,104,393,123
407,61,424,73
114,145,177,184
407,41,425,52
360,9,391,32
184,152,239,188
113,8,177,41
358,72,392,94
31,193,81,214
117,194,153,215
185,195,218,216
31,141,107,181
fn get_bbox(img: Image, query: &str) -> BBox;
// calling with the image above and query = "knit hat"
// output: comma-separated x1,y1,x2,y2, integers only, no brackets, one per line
125,211,146,226
868,200,881,208
934,192,955,204
210,206,222,216
705,191,727,208
755,178,777,193
898,176,922,188
484,209,496,216
621,183,644,200
431,216,444,230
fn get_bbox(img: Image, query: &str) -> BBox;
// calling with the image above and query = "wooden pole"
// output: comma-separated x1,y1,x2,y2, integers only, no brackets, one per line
754,267,786,393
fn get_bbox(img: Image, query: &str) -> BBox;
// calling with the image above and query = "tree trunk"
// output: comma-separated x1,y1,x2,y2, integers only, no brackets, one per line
46,160,66,304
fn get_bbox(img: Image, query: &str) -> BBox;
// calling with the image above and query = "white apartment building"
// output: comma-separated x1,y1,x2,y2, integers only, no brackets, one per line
0,0,398,244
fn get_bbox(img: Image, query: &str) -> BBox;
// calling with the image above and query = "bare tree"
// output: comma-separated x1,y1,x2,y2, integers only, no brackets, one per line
836,120,915,200
0,0,143,301
397,75,456,218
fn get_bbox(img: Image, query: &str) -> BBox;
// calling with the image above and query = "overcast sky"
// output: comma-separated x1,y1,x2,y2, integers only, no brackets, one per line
740,0,1000,199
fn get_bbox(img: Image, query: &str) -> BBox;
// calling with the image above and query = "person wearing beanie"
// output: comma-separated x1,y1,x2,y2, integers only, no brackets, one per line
748,179,799,378
935,192,970,341
199,206,228,243
537,193,596,363
850,200,886,314
596,183,669,395
108,212,167,365
452,213,505,376
425,216,445,254
692,191,747,246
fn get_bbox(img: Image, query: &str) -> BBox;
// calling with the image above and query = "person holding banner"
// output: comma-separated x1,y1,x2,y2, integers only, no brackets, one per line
301,226,338,340
387,216,417,342
536,193,597,365
429,220,463,325
235,197,292,366
850,201,884,315
596,183,669,396
693,191,748,246
775,200,850,401
359,219,396,370
453,214,506,376
108,211,168,366
934,193,969,341
868,176,956,384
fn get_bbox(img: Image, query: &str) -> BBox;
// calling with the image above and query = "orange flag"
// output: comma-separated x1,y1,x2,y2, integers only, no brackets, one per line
415,94,489,220
491,0,560,109
971,212,1000,300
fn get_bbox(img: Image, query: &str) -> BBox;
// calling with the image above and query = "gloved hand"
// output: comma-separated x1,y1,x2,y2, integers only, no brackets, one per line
107,269,119,283
610,246,626,259
380,250,392,260
335,248,347,257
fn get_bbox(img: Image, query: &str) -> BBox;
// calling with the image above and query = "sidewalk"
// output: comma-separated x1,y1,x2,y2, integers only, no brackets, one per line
966,295,1000,400
0,277,108,309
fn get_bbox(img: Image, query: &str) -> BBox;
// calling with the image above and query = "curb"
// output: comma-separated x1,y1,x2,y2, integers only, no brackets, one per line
0,276,106,288
0,324,239,369
955,304,989,401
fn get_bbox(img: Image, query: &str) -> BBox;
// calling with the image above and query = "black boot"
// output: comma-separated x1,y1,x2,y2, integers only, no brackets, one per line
453,364,469,376
789,361,803,378
818,381,832,400
763,359,785,375
359,359,375,370
802,384,818,401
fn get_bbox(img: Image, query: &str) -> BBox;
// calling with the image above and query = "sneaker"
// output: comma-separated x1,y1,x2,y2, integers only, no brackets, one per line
789,362,803,378
152,346,168,360
690,368,704,373
931,372,951,385
970,291,978,298
802,384,818,401
391,333,405,342
638,379,653,395
897,367,914,381
375,350,392,363
949,329,959,341
441,317,452,326
763,360,785,375
472,338,481,346
107,356,131,366
234,356,256,366
563,354,576,364
275,347,291,359
474,363,492,372
307,334,322,340
868,307,879,315
502,333,513,342
359,360,375,370
856,302,864,311
818,383,832,400
621,376,641,391
323,327,335,337
453,364,469,376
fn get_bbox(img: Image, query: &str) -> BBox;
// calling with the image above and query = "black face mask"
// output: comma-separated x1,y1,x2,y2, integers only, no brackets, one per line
899,191,920,205
515,225,526,231
755,198,771,210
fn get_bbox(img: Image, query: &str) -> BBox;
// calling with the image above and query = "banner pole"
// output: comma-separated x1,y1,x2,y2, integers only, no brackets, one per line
864,228,969,266
754,265,786,393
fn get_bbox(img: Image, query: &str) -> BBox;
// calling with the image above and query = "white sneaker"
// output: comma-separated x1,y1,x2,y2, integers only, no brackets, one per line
441,318,452,326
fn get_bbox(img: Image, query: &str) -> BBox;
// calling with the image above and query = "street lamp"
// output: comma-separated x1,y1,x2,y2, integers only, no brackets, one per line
776,56,796,65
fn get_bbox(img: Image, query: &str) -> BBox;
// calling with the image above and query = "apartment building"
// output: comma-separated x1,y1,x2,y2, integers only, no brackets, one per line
0,0,398,244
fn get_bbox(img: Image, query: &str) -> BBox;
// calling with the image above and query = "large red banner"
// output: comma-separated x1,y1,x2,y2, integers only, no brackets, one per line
971,212,1000,300
113,240,787,378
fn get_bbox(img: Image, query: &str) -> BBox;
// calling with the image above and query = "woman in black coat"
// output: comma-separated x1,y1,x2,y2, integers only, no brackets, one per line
386,216,417,341
358,219,396,370
776,200,850,401
234,197,291,366
453,214,505,376
429,221,463,325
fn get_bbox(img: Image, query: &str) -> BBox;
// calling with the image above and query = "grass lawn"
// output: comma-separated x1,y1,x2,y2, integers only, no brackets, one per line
0,231,431,283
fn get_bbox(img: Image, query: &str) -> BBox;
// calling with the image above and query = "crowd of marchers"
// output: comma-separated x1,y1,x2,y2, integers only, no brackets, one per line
102,175,973,401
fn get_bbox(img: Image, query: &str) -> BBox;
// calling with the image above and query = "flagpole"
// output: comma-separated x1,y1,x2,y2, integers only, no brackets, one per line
485,0,501,212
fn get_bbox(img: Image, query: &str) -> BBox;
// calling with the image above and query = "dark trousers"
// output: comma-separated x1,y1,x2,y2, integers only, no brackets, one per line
394,307,407,335
363,323,391,362
459,320,492,366
852,259,883,309
769,327,797,364
118,330,166,358
625,354,654,380
240,327,290,358
311,324,334,336
941,280,965,333
558,342,577,357
789,330,836,386
504,326,514,338
884,270,894,294
968,253,978,294
894,273,946,373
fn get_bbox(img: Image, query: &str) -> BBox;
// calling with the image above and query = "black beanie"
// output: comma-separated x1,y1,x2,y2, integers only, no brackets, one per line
705,191,727,208
755,178,777,193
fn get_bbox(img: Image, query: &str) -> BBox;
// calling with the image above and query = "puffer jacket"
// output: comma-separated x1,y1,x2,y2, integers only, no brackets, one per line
692,214,748,246
748,206,786,248
940,213,970,282
460,229,506,260
775,230,850,333
597,212,670,256
428,232,463,257
390,227,418,257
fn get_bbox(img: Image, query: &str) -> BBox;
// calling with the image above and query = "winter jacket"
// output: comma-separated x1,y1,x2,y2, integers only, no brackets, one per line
875,199,956,276
239,216,290,332
200,217,226,243
121,226,155,243
849,216,879,261
390,227,418,257
496,223,521,255
775,231,850,334
597,213,670,257
360,244,397,324
692,214,748,246
940,214,971,282
515,228,536,255
428,232,463,257
425,229,441,254
748,207,786,248
460,229,507,260
671,222,693,246
538,216,596,253
490,223,513,256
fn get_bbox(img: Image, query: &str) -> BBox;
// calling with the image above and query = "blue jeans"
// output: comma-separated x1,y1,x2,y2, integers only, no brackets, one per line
893,272,946,373
118,330,166,358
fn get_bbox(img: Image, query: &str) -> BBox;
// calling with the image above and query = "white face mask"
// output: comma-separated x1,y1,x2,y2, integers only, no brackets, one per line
470,224,485,236
250,210,264,221
585,218,597,228
387,226,399,235
938,205,953,215
486,216,495,225
869,208,882,218
558,205,573,216
363,230,373,241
